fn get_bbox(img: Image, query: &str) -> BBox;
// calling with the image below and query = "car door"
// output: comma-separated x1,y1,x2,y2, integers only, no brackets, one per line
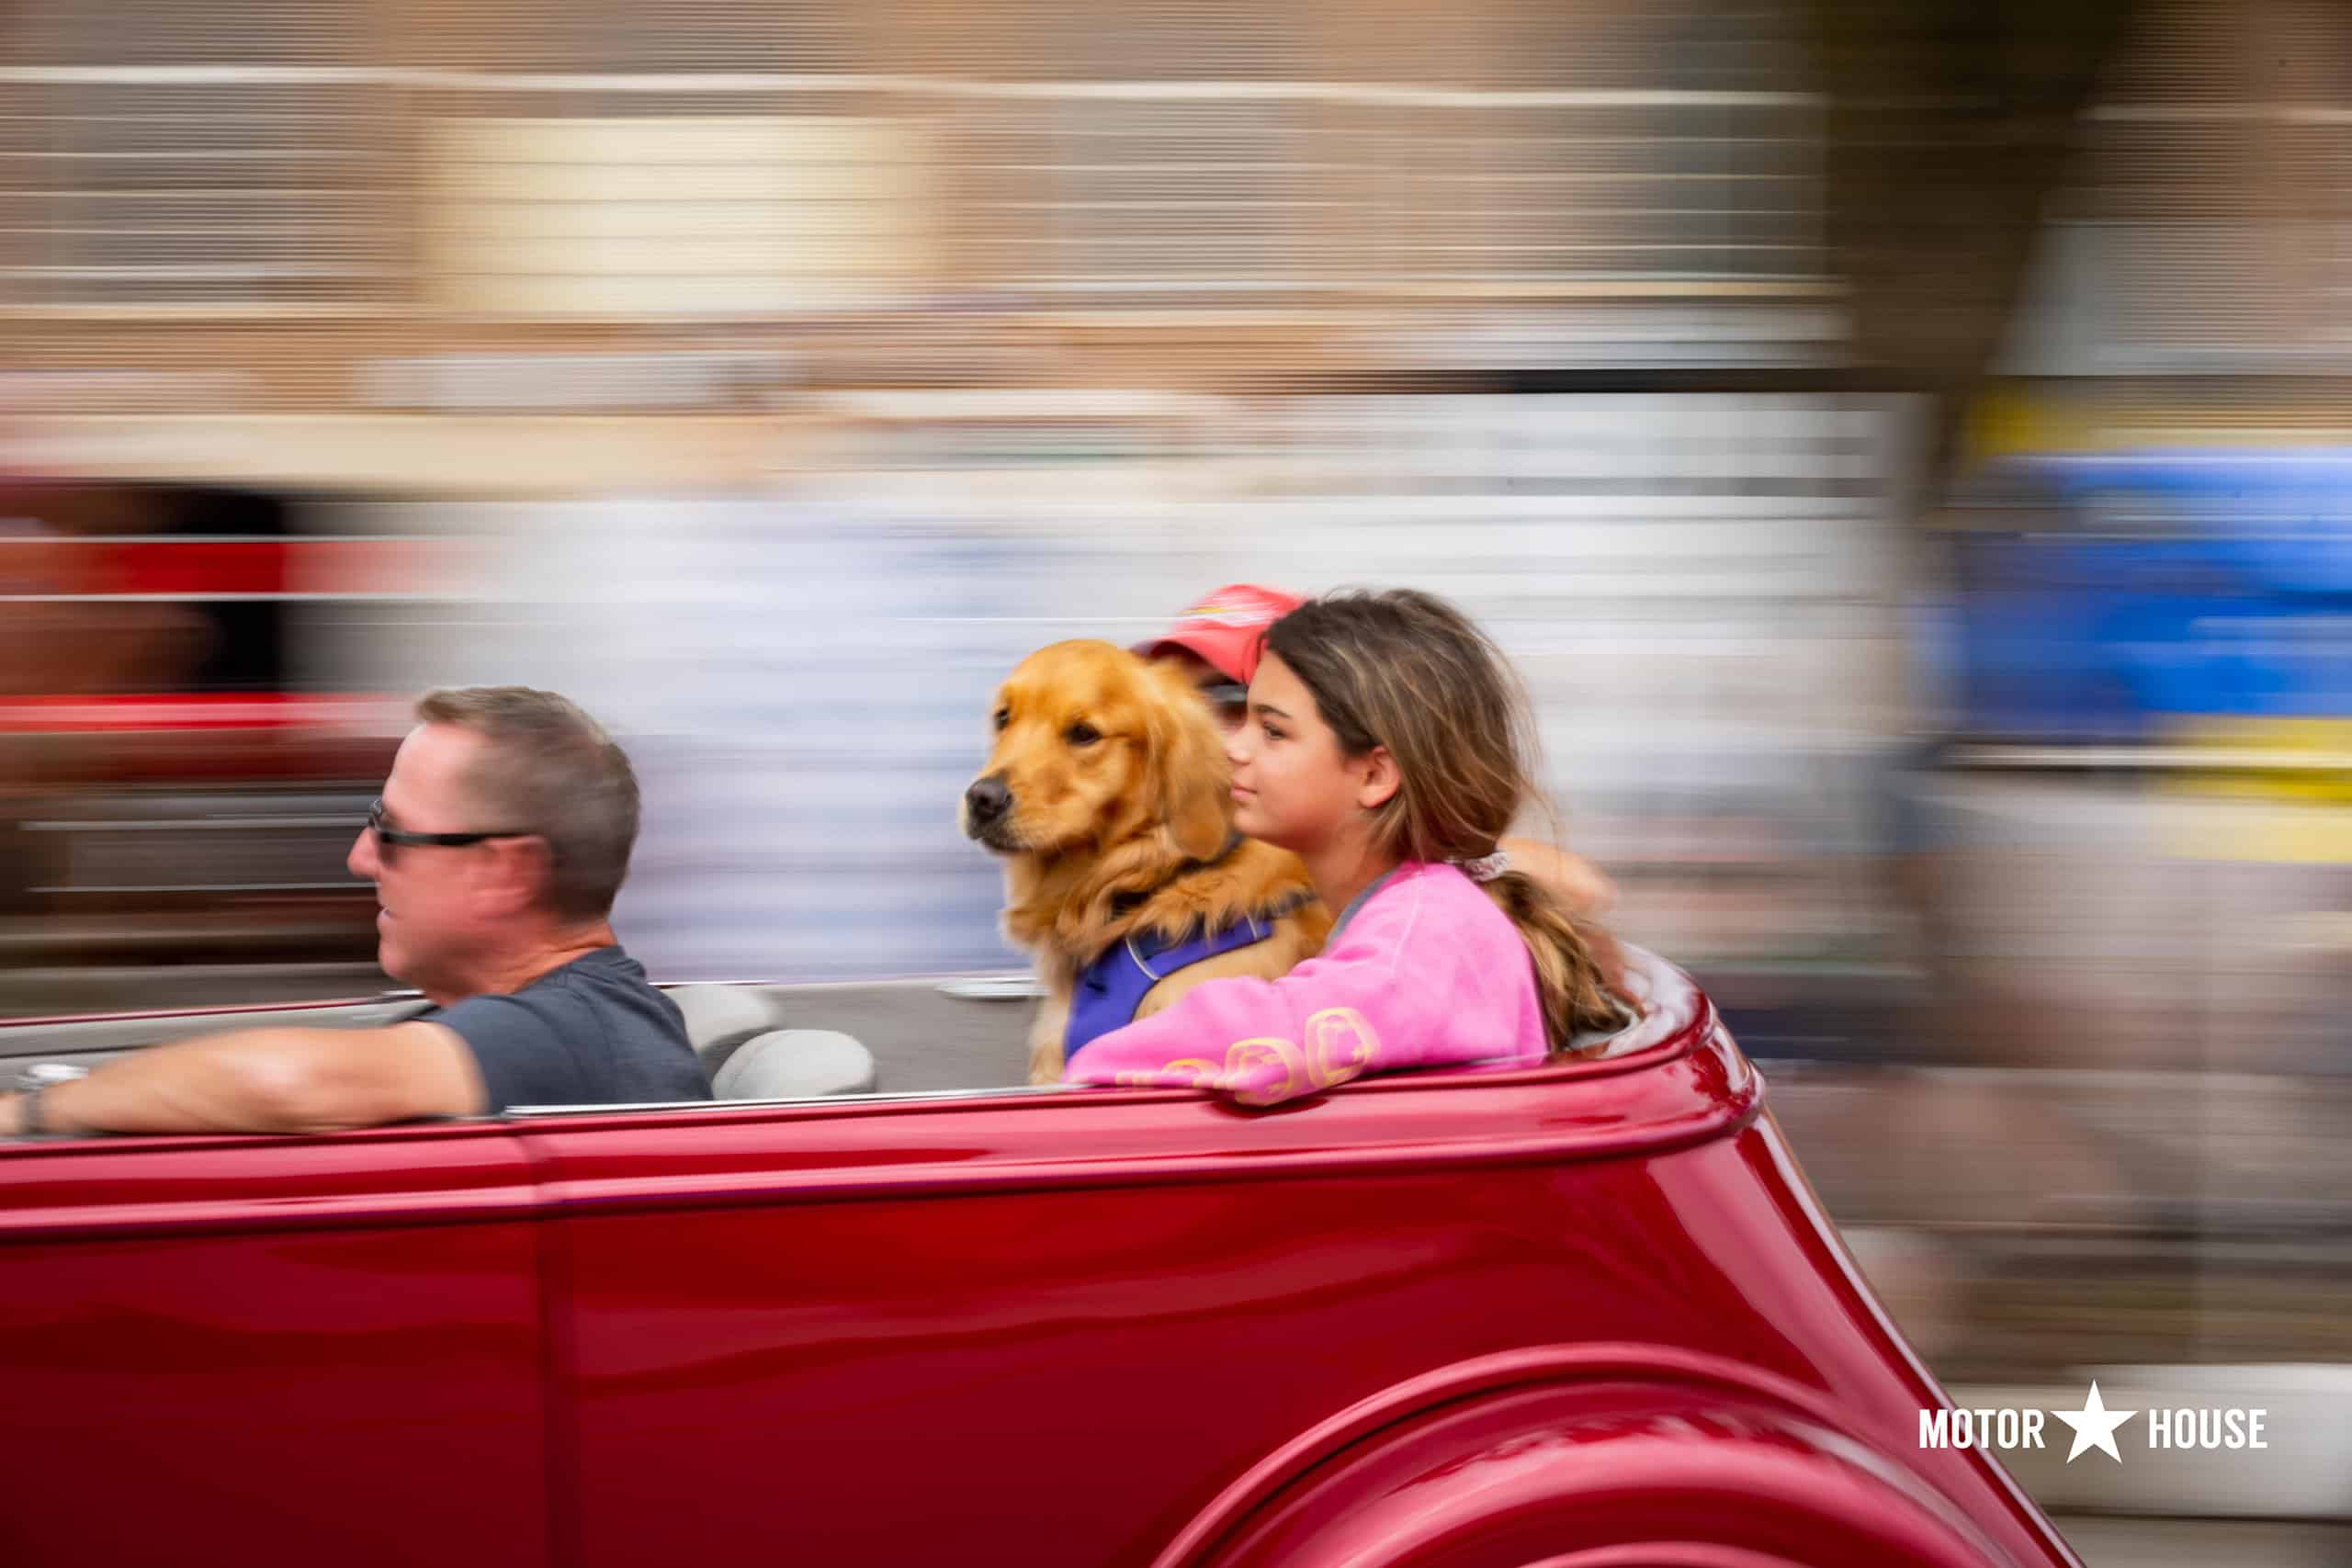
0,1122,550,1567
517,1080,1720,1568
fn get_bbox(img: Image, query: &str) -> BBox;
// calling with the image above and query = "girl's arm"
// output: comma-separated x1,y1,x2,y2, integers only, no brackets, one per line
1063,873,1544,1105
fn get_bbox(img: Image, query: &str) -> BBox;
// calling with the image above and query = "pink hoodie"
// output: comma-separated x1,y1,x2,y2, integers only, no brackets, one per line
1063,859,1548,1106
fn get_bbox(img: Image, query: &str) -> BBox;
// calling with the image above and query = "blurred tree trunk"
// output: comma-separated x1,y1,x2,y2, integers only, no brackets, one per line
1805,0,2147,505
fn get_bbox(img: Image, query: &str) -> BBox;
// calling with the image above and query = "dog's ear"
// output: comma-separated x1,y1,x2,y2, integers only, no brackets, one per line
1143,660,1234,862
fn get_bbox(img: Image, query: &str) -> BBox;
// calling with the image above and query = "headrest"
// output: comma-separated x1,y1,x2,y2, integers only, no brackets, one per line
665,985,793,1066
712,1029,878,1100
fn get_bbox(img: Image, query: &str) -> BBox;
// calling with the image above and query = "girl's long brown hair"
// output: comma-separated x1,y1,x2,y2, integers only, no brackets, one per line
1261,589,1629,1048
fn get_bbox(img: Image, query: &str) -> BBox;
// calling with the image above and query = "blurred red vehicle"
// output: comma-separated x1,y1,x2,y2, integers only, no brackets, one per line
0,482,448,984
0,951,2080,1568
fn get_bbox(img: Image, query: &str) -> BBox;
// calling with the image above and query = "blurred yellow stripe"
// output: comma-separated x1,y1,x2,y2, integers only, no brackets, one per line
2159,719,2352,860
1962,389,2352,466
2162,806,2352,863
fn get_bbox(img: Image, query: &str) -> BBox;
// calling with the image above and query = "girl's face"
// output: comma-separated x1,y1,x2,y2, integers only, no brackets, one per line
1227,650,1391,854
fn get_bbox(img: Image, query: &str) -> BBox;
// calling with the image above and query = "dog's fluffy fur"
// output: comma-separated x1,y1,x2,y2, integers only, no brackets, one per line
963,639,1329,1084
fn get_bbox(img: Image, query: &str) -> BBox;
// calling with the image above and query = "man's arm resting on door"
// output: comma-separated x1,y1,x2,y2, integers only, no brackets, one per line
0,1021,486,1137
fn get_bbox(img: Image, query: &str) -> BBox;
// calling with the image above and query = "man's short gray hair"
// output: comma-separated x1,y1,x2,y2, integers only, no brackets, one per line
414,686,639,921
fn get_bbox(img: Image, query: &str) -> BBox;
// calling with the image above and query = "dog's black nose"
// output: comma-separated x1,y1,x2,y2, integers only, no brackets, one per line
964,775,1012,829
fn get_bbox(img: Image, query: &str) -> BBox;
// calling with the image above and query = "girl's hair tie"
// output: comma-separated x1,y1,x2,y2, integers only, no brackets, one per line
1453,850,1510,884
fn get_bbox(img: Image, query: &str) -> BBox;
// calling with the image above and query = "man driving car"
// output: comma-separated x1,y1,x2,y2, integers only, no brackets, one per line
1,686,708,1137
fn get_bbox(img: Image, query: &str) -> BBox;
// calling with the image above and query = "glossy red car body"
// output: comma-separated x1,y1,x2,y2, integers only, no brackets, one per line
0,981,2080,1568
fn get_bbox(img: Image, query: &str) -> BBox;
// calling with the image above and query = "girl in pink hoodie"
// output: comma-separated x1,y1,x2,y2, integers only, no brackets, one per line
1067,589,1631,1106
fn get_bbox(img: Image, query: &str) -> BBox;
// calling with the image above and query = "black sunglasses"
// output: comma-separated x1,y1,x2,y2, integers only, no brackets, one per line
367,797,536,861
1197,680,1249,716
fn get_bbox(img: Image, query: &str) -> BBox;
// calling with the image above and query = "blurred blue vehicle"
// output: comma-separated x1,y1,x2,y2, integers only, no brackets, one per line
1947,450,2352,743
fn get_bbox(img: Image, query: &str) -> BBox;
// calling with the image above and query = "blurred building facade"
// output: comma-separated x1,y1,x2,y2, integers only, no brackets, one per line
1992,0,2352,423
7,0,2351,452
2,0,1829,460
1,0,1904,989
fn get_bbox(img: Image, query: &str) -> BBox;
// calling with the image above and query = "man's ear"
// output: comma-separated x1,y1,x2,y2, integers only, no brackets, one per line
479,836,555,918
1355,745,1400,812
1144,662,1234,861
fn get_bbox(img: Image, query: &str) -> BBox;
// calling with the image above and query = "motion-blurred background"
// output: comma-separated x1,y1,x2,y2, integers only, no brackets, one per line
2,2,2348,1557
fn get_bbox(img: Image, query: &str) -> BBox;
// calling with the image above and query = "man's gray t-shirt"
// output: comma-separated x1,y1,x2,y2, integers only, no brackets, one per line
424,945,710,1112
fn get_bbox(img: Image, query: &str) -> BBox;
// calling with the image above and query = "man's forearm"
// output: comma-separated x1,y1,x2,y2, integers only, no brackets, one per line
1,1034,300,1136
1,1022,482,1138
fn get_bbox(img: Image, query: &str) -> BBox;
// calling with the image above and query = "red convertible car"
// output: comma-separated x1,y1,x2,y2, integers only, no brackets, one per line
0,949,2079,1567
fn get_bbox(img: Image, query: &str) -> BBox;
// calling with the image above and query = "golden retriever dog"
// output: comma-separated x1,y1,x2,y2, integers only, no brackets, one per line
962,639,1329,1084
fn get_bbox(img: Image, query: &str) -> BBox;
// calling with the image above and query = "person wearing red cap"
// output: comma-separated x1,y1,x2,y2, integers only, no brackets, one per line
1134,582,1300,732
1136,585,1616,918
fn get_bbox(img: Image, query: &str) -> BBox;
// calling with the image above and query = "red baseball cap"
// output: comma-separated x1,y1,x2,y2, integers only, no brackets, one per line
1134,583,1304,683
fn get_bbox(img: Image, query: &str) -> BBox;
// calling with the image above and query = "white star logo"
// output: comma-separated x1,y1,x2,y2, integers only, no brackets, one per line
2052,1380,2137,1464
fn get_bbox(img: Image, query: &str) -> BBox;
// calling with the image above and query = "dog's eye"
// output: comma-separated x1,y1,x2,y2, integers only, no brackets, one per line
993,707,1010,732
1065,721,1101,747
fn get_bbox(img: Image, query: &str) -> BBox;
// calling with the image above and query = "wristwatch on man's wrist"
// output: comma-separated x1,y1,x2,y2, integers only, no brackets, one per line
11,1063,88,1137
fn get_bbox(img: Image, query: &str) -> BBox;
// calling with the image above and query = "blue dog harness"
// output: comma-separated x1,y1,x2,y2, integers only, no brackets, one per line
1063,838,1309,1061
1064,914,1286,1060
